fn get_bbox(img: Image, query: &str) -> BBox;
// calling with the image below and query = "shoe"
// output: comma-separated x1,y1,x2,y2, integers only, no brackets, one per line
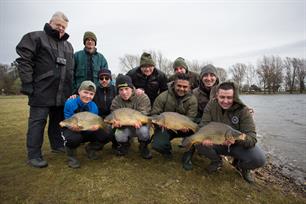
85,144,99,160
67,156,80,169
232,159,254,183
116,142,129,156
28,158,48,168
182,147,195,171
139,141,152,160
51,147,65,153
207,160,223,174
162,152,173,160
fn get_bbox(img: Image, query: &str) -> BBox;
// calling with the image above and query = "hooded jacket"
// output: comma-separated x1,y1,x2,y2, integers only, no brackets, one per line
16,23,74,106
151,82,198,121
200,81,257,148
93,83,117,117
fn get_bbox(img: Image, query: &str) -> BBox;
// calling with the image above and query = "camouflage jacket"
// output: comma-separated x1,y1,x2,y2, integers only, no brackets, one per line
110,91,151,115
151,84,198,121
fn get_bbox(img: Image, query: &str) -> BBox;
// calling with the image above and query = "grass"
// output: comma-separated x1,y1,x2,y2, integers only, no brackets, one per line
0,95,305,204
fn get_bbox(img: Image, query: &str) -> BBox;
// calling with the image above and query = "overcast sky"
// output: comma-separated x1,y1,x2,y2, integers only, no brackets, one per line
0,0,305,74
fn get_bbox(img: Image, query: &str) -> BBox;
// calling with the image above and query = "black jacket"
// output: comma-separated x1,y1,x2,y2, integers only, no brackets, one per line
16,23,74,106
126,66,168,105
93,84,116,117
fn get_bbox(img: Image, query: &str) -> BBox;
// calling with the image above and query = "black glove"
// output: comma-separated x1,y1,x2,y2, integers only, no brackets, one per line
236,135,257,149
20,83,33,96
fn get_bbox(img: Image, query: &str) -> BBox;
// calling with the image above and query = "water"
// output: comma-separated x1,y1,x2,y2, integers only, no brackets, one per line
240,94,306,185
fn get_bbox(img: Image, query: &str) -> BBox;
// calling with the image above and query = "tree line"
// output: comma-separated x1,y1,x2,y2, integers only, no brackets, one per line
0,52,305,95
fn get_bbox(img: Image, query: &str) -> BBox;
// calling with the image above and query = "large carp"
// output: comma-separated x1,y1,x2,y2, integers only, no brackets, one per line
104,108,150,127
59,111,105,131
182,122,246,149
150,112,198,133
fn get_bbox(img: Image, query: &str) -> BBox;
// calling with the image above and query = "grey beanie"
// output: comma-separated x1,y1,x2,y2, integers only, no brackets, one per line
173,57,188,71
200,64,218,79
78,80,96,93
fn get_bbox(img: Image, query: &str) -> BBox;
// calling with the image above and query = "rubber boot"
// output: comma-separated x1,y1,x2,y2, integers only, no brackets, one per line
139,141,152,160
182,145,195,171
66,146,80,168
85,143,99,160
233,159,254,183
207,157,223,174
116,142,129,156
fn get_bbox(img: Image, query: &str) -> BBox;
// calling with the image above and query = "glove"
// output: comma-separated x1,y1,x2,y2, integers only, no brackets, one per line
20,83,33,96
236,135,257,149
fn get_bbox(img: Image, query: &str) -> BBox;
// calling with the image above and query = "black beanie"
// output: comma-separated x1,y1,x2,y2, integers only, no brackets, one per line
116,74,134,90
83,31,97,45
173,57,188,71
140,52,155,67
98,68,112,80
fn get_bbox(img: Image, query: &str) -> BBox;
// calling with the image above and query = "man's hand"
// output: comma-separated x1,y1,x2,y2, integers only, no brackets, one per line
69,94,78,99
179,127,189,133
202,139,213,146
135,88,145,96
134,121,142,129
222,140,235,146
89,124,100,131
69,124,81,132
112,119,121,128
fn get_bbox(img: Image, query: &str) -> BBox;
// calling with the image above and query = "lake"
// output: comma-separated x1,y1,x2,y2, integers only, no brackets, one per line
240,94,306,185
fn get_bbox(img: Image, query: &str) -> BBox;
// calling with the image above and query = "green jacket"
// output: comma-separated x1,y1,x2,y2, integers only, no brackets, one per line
151,83,198,121
200,82,257,147
110,91,151,115
73,48,108,92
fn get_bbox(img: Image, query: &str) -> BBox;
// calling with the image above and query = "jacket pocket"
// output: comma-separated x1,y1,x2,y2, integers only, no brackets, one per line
34,70,54,82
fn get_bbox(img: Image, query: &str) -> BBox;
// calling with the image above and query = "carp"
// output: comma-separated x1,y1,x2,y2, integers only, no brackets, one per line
59,111,105,131
182,122,246,149
150,112,198,133
104,108,150,127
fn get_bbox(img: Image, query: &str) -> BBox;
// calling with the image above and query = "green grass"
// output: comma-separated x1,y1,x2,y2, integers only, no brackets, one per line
0,96,305,204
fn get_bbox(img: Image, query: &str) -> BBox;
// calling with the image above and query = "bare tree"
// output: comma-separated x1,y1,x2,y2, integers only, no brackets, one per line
229,63,246,91
245,64,257,90
152,51,172,77
293,58,306,93
256,56,283,94
216,67,227,82
283,57,297,93
119,54,139,73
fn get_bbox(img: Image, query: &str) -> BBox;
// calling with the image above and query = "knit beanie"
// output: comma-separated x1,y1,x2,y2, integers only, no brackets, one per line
173,57,188,71
140,52,155,67
83,31,97,45
98,68,112,80
78,80,96,93
200,64,218,79
116,74,134,90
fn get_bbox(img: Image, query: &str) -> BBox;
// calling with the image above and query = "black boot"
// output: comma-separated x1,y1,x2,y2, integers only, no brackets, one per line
182,145,195,171
66,147,80,168
233,159,254,183
116,142,129,156
85,143,99,160
207,157,223,174
139,141,152,160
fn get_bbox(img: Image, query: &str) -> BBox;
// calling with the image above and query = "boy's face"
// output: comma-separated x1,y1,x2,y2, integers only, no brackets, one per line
174,79,190,97
216,88,234,109
202,73,217,88
78,89,95,104
119,87,133,101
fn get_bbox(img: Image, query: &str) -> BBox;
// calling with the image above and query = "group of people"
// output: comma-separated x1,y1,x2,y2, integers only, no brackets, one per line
16,11,265,184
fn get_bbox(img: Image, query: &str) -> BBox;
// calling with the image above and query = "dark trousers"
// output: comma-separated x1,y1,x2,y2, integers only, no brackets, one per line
152,127,193,154
63,127,114,149
27,106,64,159
195,144,266,170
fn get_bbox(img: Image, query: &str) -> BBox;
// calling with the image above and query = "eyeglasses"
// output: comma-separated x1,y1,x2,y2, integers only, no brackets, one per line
99,76,110,81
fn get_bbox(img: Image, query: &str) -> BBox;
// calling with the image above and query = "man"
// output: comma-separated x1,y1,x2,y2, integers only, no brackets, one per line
62,81,113,168
110,74,152,159
196,81,266,183
151,73,198,160
73,31,108,92
16,11,74,168
168,57,200,90
126,52,168,105
181,64,220,171
193,64,219,123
